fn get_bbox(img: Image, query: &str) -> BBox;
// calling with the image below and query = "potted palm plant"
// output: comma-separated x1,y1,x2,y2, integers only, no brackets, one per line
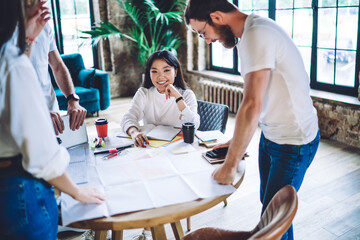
81,0,186,66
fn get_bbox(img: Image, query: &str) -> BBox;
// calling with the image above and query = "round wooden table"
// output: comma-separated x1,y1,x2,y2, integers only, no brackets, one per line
69,160,246,240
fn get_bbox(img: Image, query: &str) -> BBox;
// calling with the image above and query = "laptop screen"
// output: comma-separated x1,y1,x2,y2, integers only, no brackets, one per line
57,115,88,149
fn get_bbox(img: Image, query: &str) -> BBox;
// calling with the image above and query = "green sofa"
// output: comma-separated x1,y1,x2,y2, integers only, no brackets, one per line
50,53,110,115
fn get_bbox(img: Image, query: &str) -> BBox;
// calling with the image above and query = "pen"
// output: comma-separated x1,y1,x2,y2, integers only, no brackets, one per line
94,144,134,155
103,150,122,160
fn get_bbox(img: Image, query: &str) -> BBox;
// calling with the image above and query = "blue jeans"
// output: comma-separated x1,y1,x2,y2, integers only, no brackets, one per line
258,131,320,240
0,162,58,240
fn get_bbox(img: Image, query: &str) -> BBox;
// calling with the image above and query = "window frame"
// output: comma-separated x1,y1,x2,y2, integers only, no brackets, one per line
209,0,360,97
48,0,98,68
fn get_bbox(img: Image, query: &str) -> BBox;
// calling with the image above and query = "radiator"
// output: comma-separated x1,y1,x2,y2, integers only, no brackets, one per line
200,80,243,113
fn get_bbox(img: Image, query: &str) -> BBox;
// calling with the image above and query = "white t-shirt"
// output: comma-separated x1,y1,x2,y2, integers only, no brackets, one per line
0,41,69,181
121,87,200,133
237,14,318,145
30,23,59,112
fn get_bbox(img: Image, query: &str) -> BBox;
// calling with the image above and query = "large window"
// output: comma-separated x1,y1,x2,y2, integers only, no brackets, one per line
210,0,360,97
46,0,95,67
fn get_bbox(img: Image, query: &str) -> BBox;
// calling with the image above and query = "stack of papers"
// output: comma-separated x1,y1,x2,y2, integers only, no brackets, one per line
196,130,226,148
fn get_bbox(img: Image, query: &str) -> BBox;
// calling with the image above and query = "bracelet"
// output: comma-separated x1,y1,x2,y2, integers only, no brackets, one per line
175,96,183,103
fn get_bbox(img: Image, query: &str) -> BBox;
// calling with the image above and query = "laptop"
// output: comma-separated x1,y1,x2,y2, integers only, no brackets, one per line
57,115,90,184
57,115,88,149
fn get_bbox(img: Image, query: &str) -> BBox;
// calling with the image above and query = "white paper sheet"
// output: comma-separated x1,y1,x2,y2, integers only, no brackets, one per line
61,141,236,226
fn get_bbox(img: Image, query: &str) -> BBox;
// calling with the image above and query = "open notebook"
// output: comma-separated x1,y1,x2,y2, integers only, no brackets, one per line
118,124,181,142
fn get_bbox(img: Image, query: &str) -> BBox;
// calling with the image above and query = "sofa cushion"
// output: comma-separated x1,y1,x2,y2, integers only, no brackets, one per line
55,87,100,112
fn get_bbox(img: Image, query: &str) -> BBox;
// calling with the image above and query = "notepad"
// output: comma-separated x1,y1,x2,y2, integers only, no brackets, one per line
195,130,223,142
117,124,181,142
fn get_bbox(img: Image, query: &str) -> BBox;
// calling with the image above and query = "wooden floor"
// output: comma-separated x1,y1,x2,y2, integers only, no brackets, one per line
61,97,360,240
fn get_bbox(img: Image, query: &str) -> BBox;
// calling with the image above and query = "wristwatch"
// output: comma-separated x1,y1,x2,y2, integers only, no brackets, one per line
66,93,80,102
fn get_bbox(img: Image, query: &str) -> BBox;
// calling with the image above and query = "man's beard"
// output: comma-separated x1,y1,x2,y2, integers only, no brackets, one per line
213,23,237,49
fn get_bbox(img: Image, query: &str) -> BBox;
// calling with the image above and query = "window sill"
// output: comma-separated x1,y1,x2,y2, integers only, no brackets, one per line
187,70,360,106
187,70,243,86
310,89,360,107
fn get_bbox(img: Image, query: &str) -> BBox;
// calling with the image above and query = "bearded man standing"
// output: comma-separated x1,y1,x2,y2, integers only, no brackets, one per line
185,1,320,239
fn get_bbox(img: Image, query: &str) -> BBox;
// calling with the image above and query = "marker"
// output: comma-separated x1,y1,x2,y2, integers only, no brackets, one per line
103,150,122,160
94,144,134,155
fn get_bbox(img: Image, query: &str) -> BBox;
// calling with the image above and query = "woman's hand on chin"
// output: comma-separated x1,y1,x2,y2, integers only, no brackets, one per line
165,84,181,100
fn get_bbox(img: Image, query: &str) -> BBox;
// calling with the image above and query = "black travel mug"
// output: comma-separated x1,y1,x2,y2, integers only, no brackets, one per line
182,122,195,144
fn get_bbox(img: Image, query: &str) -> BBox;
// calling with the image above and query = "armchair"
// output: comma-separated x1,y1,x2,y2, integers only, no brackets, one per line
50,53,110,115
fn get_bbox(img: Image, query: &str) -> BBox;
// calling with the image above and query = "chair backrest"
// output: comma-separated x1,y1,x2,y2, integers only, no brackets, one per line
197,100,229,133
250,185,298,240
182,185,298,240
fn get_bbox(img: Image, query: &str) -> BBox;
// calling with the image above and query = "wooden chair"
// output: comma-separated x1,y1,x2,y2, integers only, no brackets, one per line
183,185,298,240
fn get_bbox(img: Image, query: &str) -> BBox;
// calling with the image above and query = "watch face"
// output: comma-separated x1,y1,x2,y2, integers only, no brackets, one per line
67,93,80,101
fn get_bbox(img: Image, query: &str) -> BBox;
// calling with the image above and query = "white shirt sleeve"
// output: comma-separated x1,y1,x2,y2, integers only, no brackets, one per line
3,55,69,181
239,26,276,76
121,88,147,133
180,89,200,129
47,23,57,53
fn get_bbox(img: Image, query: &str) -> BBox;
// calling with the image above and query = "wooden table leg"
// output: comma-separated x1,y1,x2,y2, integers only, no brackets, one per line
95,230,108,240
171,221,185,240
112,230,123,240
186,217,191,231
150,225,167,240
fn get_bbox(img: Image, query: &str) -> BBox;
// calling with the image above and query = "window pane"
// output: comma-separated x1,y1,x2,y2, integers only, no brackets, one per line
337,7,358,50
317,49,334,84
276,10,293,37
318,8,336,49
339,0,359,6
294,0,312,8
59,0,93,67
293,9,313,46
298,47,311,76
335,51,356,87
239,0,268,11
211,42,234,69
253,10,269,17
239,0,253,10
318,0,336,7
277,0,293,9
253,0,268,9
60,0,75,16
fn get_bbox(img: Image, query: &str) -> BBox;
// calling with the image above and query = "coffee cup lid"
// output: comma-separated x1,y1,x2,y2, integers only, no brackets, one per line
182,122,195,128
95,118,108,125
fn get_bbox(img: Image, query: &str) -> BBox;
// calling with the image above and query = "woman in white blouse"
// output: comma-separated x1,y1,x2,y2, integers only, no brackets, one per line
121,50,200,147
0,1,105,239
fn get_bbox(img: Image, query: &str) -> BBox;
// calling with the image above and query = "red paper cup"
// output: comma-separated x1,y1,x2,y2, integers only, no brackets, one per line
95,118,108,138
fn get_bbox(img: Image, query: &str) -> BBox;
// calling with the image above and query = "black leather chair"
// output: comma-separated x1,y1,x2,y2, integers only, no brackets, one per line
197,100,229,133
185,101,230,232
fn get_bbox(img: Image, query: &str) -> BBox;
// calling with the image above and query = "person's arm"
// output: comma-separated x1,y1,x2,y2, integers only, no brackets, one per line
24,1,50,58
48,172,105,204
48,50,87,131
212,68,271,185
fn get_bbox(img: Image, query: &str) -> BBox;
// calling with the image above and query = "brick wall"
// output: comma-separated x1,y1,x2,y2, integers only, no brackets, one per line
313,99,360,148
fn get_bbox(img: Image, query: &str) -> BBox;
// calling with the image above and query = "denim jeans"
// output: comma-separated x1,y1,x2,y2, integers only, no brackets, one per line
258,131,320,240
0,164,58,240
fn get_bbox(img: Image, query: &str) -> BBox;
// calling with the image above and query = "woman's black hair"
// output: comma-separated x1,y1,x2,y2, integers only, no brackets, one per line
0,0,26,54
143,50,187,90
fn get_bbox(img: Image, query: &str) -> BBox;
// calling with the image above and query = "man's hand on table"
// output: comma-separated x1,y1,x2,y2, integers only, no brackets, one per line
212,160,237,185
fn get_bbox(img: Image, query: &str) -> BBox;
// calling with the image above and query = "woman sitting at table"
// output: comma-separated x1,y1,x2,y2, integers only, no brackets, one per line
0,1,105,239
121,50,200,147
